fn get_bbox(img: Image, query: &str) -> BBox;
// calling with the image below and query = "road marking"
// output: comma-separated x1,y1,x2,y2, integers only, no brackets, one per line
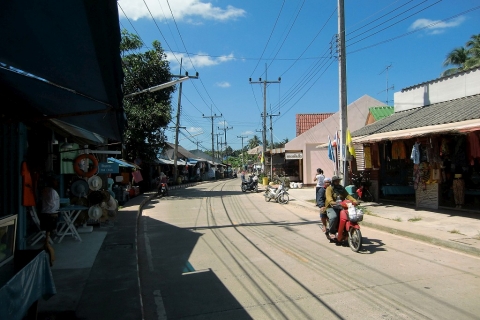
153,290,167,320
143,218,154,271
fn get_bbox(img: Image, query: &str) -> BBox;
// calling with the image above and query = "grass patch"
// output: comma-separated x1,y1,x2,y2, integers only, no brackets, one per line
393,217,402,222
408,216,422,222
449,229,464,235
358,206,378,217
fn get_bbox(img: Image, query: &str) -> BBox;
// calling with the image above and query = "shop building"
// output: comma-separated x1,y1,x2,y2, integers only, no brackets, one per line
351,67,480,210
284,95,387,185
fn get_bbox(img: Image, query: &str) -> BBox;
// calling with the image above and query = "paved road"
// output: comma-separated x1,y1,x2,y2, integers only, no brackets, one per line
138,179,480,320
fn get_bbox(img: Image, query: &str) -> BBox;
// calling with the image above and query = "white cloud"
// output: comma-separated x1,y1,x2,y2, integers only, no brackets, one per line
243,131,254,135
409,16,465,34
186,127,203,134
216,81,231,88
118,0,245,22
166,52,235,69
218,120,228,127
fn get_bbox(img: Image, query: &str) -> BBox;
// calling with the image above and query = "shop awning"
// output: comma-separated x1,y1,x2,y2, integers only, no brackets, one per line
352,119,480,144
0,0,125,141
48,119,105,145
107,158,140,169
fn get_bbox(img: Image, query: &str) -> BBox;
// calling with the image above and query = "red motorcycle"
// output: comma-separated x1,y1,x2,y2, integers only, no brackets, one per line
325,200,363,252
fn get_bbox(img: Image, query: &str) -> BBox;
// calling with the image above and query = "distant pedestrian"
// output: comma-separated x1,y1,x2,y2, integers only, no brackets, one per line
314,168,325,205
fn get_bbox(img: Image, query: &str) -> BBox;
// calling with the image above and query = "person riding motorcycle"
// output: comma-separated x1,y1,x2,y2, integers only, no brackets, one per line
248,174,258,189
317,177,331,233
325,175,357,240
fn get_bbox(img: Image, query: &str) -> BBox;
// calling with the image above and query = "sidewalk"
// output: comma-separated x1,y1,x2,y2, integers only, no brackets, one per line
286,186,480,257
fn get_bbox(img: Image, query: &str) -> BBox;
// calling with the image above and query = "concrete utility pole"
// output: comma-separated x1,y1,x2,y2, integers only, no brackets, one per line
337,0,348,186
196,140,203,150
172,58,198,183
214,133,222,160
218,125,233,164
267,112,280,179
249,64,281,172
237,135,248,168
203,108,221,180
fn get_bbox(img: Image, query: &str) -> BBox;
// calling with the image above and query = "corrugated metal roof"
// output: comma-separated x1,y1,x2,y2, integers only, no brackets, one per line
296,113,333,136
369,106,394,121
352,94,480,137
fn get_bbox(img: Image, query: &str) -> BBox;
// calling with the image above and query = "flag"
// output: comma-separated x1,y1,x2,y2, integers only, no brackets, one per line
328,135,335,162
332,131,338,147
346,128,355,158
260,151,264,163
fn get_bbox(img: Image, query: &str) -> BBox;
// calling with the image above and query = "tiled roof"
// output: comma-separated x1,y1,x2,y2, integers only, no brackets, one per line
352,94,480,137
296,113,334,136
369,106,394,121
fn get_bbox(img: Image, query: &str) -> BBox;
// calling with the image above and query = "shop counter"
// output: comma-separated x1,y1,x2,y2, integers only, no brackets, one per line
381,185,415,195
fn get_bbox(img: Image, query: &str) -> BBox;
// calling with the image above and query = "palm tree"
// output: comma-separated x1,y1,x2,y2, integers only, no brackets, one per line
441,47,469,76
465,34,480,69
247,135,261,150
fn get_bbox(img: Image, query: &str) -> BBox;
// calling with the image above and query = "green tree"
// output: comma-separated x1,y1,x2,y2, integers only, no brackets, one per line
121,29,175,162
247,135,261,150
441,34,480,76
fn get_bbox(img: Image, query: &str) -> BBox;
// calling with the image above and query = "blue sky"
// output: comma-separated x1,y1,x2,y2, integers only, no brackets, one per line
118,0,480,153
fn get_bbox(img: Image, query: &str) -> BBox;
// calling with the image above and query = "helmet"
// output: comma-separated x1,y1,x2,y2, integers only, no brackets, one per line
324,177,332,182
331,175,341,181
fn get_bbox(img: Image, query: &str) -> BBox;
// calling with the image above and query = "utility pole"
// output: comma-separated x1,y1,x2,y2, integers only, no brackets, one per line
218,124,233,164
203,108,221,180
214,133,222,160
195,140,203,150
337,0,348,186
172,58,198,183
237,135,248,168
267,112,280,179
249,64,281,172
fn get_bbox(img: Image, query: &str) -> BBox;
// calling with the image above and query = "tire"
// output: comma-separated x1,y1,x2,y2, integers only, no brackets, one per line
348,228,362,252
264,191,271,202
241,185,246,192
279,192,289,204
254,184,258,193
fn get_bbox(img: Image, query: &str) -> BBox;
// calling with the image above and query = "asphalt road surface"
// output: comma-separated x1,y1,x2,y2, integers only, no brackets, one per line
137,179,480,320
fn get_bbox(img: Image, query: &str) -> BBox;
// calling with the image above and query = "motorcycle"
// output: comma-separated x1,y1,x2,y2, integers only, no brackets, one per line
241,175,259,192
157,182,168,197
264,181,289,204
325,200,363,252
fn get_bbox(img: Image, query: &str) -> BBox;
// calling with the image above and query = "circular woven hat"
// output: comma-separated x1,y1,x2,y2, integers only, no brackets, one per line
88,175,103,191
106,196,117,210
88,205,102,220
71,179,89,197
101,190,111,202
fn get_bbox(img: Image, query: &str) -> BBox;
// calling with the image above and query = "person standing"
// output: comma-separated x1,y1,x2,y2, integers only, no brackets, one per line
314,168,325,205
40,175,60,266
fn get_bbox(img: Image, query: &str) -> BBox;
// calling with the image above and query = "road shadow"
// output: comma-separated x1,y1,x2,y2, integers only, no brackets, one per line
138,217,253,319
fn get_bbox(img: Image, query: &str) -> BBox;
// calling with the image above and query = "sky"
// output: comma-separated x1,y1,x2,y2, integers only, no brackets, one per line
117,0,480,154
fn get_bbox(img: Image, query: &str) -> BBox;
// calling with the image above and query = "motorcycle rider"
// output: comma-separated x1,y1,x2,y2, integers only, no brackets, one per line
316,177,331,233
325,175,357,240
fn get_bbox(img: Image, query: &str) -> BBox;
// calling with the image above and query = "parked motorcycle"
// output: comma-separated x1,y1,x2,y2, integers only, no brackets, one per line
325,200,363,252
157,182,168,197
241,175,259,192
264,181,289,204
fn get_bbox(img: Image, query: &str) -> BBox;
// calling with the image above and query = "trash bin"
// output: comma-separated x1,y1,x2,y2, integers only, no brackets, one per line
262,177,269,185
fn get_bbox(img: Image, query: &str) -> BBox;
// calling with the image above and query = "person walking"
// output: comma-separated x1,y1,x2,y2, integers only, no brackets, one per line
314,168,325,206
40,175,60,266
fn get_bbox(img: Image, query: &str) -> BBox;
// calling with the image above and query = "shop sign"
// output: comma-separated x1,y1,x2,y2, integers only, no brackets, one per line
285,152,303,160
98,162,119,173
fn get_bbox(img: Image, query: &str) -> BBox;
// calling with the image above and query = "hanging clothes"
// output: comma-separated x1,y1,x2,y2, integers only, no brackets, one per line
371,144,380,168
384,141,392,161
411,142,420,165
467,131,480,164
60,143,79,174
364,146,372,169
21,162,36,206
391,141,407,159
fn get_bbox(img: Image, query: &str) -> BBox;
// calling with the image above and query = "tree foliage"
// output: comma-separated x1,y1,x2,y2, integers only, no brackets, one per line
442,34,480,76
121,29,175,162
